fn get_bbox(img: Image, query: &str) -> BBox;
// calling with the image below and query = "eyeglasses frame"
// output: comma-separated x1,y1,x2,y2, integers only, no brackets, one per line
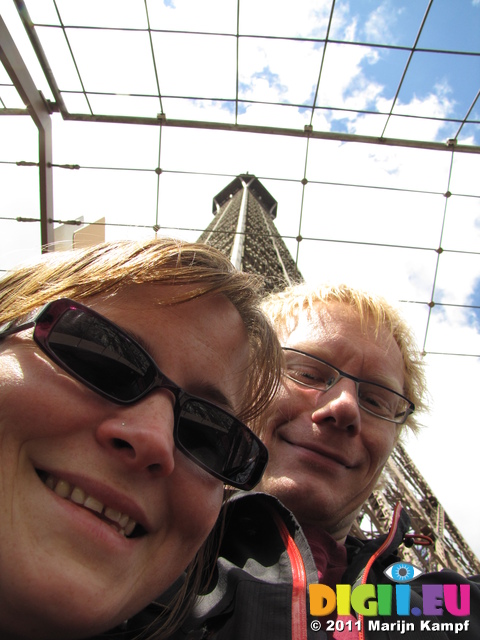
282,347,415,425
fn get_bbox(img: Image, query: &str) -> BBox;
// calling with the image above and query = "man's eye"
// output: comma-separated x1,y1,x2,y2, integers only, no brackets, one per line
286,366,330,385
287,367,316,380
362,394,383,408
359,387,396,415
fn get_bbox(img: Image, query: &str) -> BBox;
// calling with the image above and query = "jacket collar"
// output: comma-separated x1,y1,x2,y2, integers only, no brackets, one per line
343,502,412,585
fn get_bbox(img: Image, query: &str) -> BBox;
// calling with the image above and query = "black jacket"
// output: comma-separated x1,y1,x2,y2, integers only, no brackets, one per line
172,492,480,640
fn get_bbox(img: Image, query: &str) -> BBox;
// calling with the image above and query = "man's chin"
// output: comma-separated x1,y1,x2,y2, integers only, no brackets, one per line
258,474,326,510
257,475,362,533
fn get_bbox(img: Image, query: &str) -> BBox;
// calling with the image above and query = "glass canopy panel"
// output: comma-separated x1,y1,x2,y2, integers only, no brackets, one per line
426,301,480,355
161,97,237,123
0,115,42,273
239,0,331,39
52,167,158,229
467,97,480,124
151,32,236,100
87,94,161,118
0,4,55,100
34,26,83,91
261,179,305,237
0,85,24,109
340,45,410,113
306,138,453,192
382,113,459,143
24,0,61,25
397,301,431,349
329,0,430,47
316,109,390,137
61,92,92,114
418,0,480,53
237,101,310,129
159,126,308,180
441,195,480,253
433,251,480,306
146,0,237,34
52,118,160,170
0,163,39,218
0,219,42,274
315,42,405,115
395,51,480,122
156,172,228,241
459,122,480,147
64,28,158,96
0,115,38,161
101,225,159,244
296,239,437,303
239,37,324,107
300,182,445,248
449,152,480,197
55,0,148,30
282,236,300,265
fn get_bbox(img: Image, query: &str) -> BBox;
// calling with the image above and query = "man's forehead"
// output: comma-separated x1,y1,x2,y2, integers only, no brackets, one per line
281,302,352,340
282,302,399,357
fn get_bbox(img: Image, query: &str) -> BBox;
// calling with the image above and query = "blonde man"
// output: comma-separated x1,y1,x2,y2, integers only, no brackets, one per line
169,283,479,640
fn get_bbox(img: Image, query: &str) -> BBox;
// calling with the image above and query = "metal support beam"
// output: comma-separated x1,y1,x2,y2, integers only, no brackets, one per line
230,177,250,270
13,0,68,115
62,112,480,155
0,14,54,251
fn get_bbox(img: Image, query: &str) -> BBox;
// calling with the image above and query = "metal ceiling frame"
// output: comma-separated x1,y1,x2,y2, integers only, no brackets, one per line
12,0,480,155
0,14,54,251
2,0,480,261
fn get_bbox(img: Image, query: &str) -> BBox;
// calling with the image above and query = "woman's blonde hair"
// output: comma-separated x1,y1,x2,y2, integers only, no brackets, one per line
0,237,282,423
0,237,282,638
261,282,428,434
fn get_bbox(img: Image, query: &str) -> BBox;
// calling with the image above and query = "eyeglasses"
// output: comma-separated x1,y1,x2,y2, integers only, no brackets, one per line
282,348,414,425
0,298,268,489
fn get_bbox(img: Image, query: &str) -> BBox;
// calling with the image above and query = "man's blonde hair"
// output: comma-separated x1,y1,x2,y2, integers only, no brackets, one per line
261,282,427,434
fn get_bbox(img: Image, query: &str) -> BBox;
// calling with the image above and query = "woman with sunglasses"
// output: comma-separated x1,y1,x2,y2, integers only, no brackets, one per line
0,238,281,640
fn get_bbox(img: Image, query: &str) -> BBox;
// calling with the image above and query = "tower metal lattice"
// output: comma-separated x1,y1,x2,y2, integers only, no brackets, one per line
198,174,303,293
199,174,480,578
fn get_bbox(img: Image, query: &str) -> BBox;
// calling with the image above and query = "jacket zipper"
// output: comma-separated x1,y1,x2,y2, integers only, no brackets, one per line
271,509,308,640
357,503,403,640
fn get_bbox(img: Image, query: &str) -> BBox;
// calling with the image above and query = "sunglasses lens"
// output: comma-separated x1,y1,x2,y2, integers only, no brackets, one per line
177,399,264,488
45,308,155,402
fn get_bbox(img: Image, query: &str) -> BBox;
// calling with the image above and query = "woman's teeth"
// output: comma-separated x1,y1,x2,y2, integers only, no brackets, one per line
43,474,137,537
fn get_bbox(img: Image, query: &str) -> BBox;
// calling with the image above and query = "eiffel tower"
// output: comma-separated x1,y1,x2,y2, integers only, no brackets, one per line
198,174,302,292
198,173,480,577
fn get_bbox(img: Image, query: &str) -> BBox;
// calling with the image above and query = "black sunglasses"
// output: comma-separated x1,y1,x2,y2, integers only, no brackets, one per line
0,298,268,490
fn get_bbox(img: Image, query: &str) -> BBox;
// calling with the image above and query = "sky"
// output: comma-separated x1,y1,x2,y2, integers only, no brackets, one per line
1,0,479,561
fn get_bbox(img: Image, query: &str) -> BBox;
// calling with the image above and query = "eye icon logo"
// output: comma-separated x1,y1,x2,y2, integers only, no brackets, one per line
384,562,423,583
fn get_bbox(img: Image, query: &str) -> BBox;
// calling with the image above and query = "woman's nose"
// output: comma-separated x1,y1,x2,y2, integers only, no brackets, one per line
95,392,176,477
310,379,361,434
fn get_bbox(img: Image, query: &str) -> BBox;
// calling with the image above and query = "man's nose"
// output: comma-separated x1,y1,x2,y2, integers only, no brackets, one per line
95,392,176,477
310,378,361,434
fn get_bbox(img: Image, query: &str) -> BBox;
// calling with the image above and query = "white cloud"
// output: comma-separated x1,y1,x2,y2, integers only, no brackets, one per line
363,3,393,42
